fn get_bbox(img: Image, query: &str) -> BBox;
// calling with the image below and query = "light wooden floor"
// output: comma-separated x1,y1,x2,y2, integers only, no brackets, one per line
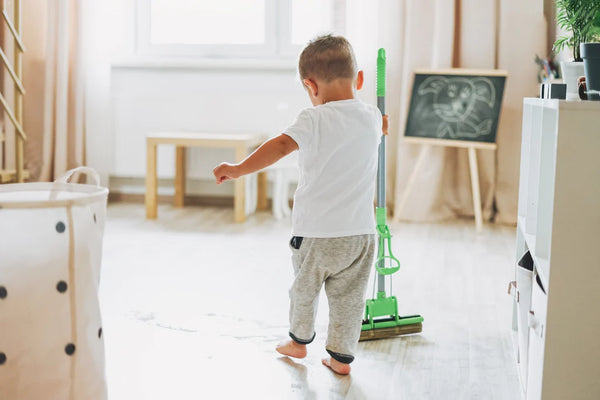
100,203,522,400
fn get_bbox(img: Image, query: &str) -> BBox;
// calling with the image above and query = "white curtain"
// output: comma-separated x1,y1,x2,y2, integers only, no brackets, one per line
347,0,547,225
22,0,90,182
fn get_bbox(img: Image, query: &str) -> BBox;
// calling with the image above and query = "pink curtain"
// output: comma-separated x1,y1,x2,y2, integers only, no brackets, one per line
22,0,85,182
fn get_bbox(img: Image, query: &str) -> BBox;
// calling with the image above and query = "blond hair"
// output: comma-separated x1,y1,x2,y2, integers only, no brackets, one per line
298,34,357,82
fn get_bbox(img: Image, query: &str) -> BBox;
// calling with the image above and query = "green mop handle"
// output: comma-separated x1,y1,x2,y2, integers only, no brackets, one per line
375,48,400,278
376,48,386,210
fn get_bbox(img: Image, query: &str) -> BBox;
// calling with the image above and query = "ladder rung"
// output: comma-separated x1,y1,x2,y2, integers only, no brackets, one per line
0,169,30,183
0,92,26,139
2,10,26,52
0,46,25,94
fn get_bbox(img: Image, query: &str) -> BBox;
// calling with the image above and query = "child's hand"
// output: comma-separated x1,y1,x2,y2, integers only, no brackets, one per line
382,114,389,136
213,162,241,184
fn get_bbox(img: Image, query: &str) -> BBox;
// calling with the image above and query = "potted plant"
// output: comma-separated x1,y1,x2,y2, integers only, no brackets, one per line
554,0,600,99
581,8,600,99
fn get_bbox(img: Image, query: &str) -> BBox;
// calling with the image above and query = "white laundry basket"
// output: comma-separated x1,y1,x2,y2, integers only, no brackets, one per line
0,167,108,400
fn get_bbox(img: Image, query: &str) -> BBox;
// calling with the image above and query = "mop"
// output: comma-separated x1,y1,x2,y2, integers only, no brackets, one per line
359,49,424,341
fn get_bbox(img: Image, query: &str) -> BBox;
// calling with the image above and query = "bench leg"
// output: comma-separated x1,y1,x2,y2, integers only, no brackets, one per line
146,141,158,219
175,146,186,208
234,146,246,223
257,171,268,211
234,179,246,222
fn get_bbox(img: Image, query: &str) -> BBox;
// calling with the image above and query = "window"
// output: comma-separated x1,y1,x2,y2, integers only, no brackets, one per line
137,0,346,58
150,1,267,45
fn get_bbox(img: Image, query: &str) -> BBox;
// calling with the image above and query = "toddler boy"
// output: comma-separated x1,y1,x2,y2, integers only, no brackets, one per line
213,34,388,375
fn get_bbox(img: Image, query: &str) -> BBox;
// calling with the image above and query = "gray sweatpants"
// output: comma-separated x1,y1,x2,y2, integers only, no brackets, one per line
288,234,375,364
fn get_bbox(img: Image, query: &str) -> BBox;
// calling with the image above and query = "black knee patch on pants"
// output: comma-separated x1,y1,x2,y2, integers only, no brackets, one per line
326,349,354,364
289,331,315,345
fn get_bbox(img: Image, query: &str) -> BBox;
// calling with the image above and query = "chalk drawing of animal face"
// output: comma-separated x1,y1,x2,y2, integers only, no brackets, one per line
417,76,496,139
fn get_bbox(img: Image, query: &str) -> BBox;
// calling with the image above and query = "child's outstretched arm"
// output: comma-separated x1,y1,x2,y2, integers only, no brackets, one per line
213,134,298,184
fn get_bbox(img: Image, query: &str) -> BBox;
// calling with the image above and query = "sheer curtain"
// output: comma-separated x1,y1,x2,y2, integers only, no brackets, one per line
22,0,86,182
347,0,546,225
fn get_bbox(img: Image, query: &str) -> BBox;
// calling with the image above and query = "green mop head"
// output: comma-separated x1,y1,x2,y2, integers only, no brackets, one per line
359,208,423,340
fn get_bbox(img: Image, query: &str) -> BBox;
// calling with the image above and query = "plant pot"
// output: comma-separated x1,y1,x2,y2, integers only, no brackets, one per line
560,61,585,100
581,43,600,101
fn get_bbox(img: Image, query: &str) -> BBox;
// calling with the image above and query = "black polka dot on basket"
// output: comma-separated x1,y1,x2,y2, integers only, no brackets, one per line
93,213,97,223
56,222,66,233
98,327,102,339
0,286,6,299
56,281,68,293
0,352,6,365
65,343,76,356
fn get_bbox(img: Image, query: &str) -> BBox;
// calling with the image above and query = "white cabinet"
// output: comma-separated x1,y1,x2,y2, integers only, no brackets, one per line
513,98,600,400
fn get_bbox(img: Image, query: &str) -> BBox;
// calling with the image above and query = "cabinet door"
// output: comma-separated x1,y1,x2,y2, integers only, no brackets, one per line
516,254,534,389
526,274,547,400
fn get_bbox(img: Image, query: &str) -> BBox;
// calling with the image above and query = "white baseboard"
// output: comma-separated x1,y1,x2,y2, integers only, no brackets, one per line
109,176,241,197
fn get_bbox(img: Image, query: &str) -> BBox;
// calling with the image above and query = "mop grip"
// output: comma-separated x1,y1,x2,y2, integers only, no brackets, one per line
377,48,386,98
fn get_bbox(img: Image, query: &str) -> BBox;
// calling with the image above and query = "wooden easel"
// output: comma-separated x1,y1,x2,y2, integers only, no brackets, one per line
397,137,497,232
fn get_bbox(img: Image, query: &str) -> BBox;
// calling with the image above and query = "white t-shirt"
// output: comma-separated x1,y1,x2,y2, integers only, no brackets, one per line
284,98,382,238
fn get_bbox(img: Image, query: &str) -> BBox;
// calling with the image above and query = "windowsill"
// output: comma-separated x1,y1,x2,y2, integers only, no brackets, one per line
111,57,298,72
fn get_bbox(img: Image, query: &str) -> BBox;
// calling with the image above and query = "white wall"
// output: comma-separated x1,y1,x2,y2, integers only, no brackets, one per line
110,63,309,196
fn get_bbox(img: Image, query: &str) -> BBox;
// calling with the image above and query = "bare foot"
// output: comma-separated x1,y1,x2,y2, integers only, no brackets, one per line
321,357,351,375
276,340,307,359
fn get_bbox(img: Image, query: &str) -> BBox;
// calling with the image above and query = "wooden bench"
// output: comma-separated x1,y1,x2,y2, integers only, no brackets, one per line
145,132,269,222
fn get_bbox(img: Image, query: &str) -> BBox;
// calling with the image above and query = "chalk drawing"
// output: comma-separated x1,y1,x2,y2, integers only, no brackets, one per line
417,77,496,139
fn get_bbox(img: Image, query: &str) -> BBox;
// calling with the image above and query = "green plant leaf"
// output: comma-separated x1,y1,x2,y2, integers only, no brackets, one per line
553,36,570,52
553,0,600,57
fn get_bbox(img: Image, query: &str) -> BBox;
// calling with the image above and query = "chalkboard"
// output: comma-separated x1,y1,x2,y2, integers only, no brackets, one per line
404,69,506,146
